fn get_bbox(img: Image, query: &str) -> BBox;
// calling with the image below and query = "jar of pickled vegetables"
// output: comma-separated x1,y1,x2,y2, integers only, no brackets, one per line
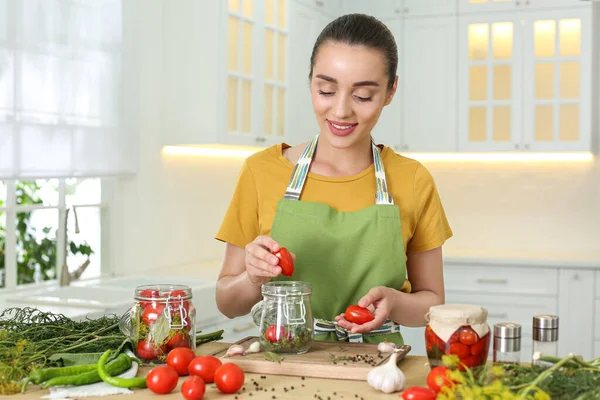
119,284,196,362
424,304,490,370
258,281,313,354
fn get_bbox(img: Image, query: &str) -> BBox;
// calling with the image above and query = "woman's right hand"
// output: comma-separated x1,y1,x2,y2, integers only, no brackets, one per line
244,235,294,286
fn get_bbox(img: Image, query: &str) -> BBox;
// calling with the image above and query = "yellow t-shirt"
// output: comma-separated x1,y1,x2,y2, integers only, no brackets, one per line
216,143,453,255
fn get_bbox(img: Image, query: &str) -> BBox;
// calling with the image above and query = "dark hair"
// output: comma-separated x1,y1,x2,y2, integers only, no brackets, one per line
309,14,398,90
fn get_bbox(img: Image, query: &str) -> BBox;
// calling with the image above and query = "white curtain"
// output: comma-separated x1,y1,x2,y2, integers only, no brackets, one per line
0,0,138,179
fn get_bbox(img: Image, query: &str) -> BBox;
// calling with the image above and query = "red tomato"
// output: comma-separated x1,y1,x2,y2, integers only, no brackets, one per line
166,347,196,376
401,386,437,400
460,355,481,370
274,247,294,277
458,327,479,346
470,336,487,356
264,325,291,343
139,288,160,308
449,343,470,359
344,305,374,325
427,366,454,393
214,363,245,394
142,303,166,326
136,339,167,360
146,365,179,394
188,356,223,384
448,331,460,344
169,289,187,298
181,376,206,400
167,331,191,349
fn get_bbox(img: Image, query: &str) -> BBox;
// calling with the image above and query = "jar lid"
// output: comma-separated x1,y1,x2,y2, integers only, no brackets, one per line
494,322,521,338
262,281,312,297
533,314,559,329
426,304,487,325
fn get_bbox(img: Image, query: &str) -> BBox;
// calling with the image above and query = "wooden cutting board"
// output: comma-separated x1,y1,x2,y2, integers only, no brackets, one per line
210,336,411,381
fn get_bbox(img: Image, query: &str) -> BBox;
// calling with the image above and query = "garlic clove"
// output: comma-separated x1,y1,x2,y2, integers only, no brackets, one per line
224,344,246,357
377,341,397,353
246,341,262,354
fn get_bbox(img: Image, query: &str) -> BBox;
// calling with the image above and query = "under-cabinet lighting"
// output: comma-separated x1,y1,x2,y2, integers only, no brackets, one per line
161,145,594,162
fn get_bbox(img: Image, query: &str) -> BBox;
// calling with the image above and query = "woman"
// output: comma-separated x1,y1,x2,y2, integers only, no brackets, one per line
215,13,452,345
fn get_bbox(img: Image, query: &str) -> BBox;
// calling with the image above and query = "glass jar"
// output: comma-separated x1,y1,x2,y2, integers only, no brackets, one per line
425,304,491,370
493,322,521,364
119,284,196,362
258,281,313,354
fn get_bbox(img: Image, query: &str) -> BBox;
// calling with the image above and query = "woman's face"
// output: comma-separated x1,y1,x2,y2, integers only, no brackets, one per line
310,41,397,150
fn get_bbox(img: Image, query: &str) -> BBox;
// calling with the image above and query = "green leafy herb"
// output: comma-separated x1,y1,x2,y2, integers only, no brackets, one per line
264,352,284,363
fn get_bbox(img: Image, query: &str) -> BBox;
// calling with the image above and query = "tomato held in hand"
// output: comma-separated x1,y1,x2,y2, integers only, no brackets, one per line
274,247,294,277
426,366,454,393
214,363,245,394
146,365,179,394
188,356,223,384
181,375,206,400
166,347,196,376
401,386,437,400
344,305,374,325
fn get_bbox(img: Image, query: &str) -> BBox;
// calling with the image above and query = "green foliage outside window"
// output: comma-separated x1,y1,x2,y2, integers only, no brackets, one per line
0,181,94,285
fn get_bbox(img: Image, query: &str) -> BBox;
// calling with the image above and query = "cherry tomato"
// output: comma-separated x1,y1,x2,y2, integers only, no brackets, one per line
214,363,245,394
264,325,291,343
449,343,470,359
427,366,454,393
166,347,196,376
146,365,179,394
448,331,460,344
167,331,191,349
401,386,437,400
136,339,167,360
142,303,166,326
460,355,481,370
169,289,187,298
458,327,479,346
188,356,223,384
181,375,206,400
274,247,294,277
470,335,487,356
139,288,160,308
344,305,374,325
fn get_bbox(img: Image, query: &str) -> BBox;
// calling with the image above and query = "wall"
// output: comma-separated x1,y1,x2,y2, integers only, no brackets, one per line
110,2,600,276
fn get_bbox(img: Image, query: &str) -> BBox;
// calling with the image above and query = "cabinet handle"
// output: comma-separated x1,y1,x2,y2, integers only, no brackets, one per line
514,144,520,150
515,1,520,6
524,144,530,150
488,313,508,319
395,8,401,14
476,278,508,285
233,323,256,333
393,145,400,151
402,144,409,151
315,0,324,7
403,8,409,14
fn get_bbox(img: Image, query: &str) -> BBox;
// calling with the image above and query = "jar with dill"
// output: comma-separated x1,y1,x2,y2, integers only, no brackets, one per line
259,281,313,354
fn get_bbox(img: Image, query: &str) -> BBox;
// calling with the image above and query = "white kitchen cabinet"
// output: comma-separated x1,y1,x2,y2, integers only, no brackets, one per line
400,16,457,152
370,18,404,150
296,0,341,18
342,0,403,20
403,0,457,17
458,6,593,152
459,0,521,14
287,1,331,145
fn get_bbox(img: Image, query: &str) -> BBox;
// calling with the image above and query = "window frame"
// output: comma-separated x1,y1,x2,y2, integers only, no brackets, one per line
0,178,111,291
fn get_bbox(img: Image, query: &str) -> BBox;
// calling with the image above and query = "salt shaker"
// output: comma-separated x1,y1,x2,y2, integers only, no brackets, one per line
532,314,559,366
493,322,521,364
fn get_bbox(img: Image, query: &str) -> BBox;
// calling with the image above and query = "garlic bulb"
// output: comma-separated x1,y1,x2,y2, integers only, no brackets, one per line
367,349,406,393
377,341,397,353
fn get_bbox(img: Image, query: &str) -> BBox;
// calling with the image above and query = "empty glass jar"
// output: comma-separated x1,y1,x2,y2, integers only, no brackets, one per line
258,281,313,354
119,284,196,362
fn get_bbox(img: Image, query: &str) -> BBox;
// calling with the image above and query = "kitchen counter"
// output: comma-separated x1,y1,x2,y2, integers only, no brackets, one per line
18,342,432,400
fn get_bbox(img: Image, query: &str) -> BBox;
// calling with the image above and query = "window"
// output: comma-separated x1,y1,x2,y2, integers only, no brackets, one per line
227,0,289,141
0,179,103,290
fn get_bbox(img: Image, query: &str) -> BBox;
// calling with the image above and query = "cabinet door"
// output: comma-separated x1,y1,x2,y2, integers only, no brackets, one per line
296,0,341,17
521,8,592,152
458,13,523,151
370,18,403,150
558,269,594,359
525,0,592,11
342,0,403,20
459,0,521,14
402,17,457,152
403,0,457,16
287,2,328,145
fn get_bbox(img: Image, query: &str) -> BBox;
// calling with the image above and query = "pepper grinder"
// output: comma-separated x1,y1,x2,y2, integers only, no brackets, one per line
532,314,559,365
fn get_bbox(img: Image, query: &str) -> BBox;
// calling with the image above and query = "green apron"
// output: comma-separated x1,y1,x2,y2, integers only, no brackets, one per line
269,133,407,345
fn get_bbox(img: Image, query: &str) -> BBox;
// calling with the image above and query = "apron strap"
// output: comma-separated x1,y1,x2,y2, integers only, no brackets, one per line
284,134,394,205
314,318,401,343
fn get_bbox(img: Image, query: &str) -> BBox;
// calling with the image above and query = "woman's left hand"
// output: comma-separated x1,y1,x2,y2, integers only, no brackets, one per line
334,286,394,334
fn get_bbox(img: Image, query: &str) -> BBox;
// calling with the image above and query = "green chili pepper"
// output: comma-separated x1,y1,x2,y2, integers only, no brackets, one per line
97,350,147,388
43,353,132,388
21,363,99,392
